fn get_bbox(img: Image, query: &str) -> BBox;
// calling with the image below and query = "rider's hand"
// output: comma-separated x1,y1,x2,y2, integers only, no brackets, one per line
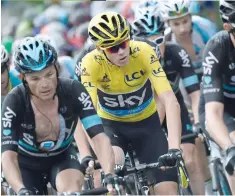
81,156,95,175
104,173,116,195
158,149,182,170
17,188,33,195
225,146,235,175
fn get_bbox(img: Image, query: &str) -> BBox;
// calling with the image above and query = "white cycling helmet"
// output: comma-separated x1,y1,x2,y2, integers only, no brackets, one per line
35,34,58,53
162,0,191,20
135,0,160,19
1,45,9,65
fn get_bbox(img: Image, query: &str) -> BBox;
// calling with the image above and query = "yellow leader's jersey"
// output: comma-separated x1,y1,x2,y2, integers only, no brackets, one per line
80,40,172,122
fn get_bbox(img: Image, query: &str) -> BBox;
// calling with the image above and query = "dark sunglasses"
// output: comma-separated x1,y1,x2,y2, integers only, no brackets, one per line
106,39,130,54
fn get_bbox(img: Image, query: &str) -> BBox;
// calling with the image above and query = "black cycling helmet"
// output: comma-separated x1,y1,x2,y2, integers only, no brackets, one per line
219,0,235,26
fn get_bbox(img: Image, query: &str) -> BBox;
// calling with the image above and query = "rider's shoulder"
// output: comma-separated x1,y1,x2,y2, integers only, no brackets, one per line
206,30,230,47
192,15,217,35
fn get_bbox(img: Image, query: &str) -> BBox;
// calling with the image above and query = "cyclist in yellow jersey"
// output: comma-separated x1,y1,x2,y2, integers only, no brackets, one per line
80,12,183,194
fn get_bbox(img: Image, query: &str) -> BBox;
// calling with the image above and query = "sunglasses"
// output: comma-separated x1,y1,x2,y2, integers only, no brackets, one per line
106,39,130,54
154,36,165,46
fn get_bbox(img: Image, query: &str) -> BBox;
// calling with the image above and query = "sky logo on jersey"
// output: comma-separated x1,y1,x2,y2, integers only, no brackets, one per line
124,70,145,87
78,92,94,110
2,107,16,128
150,54,158,64
203,51,218,75
3,129,11,136
179,49,190,67
98,79,153,116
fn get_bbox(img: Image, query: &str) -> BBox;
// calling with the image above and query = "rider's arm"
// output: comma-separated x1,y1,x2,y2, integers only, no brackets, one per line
178,47,200,123
74,119,94,159
144,44,181,149
72,80,115,175
202,38,232,151
1,92,25,193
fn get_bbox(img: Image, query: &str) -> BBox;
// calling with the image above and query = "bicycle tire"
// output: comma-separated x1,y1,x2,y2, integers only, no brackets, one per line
215,161,232,195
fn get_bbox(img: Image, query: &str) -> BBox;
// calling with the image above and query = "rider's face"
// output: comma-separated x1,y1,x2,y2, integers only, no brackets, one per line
1,65,9,95
103,39,130,67
24,65,58,101
168,14,192,40
223,23,235,47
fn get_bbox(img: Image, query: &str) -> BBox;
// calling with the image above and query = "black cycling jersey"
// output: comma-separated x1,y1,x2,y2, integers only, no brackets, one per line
200,30,235,116
133,37,200,95
74,38,200,95
1,78,104,157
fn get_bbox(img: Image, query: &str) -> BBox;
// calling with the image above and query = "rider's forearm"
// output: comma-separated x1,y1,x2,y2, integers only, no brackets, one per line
74,120,93,159
154,94,166,125
189,90,200,124
2,151,25,193
206,112,233,151
92,133,115,175
165,98,182,149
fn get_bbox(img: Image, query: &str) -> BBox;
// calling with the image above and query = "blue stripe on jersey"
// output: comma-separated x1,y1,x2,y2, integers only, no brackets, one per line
9,69,22,88
183,75,199,87
193,23,209,43
223,84,235,91
60,135,74,148
81,114,102,130
19,140,39,151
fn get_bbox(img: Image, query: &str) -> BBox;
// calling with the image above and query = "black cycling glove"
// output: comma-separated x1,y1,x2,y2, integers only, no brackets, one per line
81,156,95,171
158,149,182,167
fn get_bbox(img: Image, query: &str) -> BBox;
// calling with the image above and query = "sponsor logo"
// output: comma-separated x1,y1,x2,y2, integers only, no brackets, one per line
83,82,95,88
203,88,220,94
78,92,94,110
21,123,33,130
152,67,165,77
3,129,11,136
101,84,110,90
104,88,147,108
229,63,235,70
70,155,77,160
204,76,212,85
131,47,140,58
2,107,16,128
94,55,104,65
60,106,67,114
150,54,158,64
23,133,34,146
179,49,190,67
2,141,18,145
81,68,90,76
75,62,82,77
115,164,124,170
99,73,111,82
124,70,145,87
203,51,219,75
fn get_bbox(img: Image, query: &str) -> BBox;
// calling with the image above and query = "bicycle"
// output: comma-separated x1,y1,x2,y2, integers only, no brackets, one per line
182,132,233,195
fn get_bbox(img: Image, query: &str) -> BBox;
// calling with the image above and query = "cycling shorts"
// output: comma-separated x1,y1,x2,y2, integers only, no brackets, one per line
162,93,195,144
18,146,82,194
101,112,178,185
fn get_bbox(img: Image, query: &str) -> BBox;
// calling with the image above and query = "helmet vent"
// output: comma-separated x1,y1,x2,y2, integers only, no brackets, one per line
23,45,28,51
29,44,33,50
101,14,109,23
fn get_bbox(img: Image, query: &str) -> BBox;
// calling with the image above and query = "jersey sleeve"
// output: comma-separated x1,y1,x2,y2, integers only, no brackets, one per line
177,47,200,94
202,37,223,103
71,80,104,138
1,91,21,153
80,54,99,109
143,43,172,95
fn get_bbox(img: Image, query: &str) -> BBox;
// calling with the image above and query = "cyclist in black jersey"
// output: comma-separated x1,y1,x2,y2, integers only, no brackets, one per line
199,0,235,193
1,37,116,195
131,11,206,195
